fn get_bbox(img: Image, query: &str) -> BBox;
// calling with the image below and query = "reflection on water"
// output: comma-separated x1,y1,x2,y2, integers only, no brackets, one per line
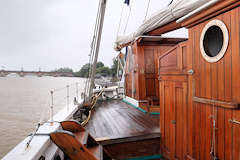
0,76,85,158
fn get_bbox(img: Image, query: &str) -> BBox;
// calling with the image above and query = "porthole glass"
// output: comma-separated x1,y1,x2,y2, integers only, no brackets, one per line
200,20,229,63
203,26,223,57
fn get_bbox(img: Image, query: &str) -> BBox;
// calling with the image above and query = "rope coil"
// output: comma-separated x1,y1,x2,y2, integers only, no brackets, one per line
81,89,104,126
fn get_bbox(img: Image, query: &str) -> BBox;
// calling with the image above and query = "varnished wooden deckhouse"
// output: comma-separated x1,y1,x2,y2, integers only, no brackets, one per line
122,0,240,159
124,37,187,113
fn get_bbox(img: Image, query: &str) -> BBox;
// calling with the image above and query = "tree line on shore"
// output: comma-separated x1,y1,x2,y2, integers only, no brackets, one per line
53,60,119,78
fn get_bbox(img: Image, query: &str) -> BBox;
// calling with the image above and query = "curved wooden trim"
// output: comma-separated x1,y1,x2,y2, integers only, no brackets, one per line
50,130,98,160
60,120,85,133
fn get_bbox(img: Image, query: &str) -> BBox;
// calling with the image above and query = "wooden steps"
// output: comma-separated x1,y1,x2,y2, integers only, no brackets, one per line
50,120,111,160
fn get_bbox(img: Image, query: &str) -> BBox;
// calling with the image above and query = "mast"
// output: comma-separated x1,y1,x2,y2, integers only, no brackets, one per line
88,0,107,97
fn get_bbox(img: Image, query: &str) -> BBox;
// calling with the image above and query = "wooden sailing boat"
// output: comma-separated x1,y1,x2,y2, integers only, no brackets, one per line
4,0,240,160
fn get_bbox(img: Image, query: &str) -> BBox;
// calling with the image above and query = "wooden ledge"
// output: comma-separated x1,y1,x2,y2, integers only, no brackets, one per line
97,132,160,146
148,21,182,36
193,96,240,109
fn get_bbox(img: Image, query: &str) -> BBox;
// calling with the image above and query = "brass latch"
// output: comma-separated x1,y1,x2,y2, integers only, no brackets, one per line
187,69,194,75
229,119,240,125
171,120,176,124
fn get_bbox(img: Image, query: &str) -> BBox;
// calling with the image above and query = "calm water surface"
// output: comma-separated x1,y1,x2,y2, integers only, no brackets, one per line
0,76,85,158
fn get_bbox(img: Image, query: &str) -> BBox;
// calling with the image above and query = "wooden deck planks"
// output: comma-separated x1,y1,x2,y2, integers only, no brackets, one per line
85,100,160,141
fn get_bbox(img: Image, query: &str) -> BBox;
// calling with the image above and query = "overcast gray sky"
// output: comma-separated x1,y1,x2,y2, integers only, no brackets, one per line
0,0,185,71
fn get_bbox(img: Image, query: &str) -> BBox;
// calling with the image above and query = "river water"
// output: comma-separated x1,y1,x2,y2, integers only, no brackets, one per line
0,76,86,158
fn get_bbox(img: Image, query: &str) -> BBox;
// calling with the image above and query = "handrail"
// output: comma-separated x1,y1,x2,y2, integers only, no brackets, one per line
49,82,81,125
26,82,82,147
192,79,240,109
193,96,240,109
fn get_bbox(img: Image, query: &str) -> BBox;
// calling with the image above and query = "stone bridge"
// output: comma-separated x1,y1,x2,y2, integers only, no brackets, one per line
0,70,74,77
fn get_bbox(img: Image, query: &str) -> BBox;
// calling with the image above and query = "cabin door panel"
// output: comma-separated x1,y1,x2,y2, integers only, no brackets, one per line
174,82,187,160
144,48,156,98
160,81,174,159
160,80,187,160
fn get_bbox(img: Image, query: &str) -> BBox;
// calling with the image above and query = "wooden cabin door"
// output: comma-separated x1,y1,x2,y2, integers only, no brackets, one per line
160,79,187,160
160,81,174,159
124,74,132,97
144,48,157,98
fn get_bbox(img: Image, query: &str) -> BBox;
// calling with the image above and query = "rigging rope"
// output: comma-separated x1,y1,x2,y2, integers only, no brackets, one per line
115,0,134,43
168,0,174,6
144,0,151,21
117,57,120,78
210,103,218,160
123,4,132,34
86,0,102,96
84,0,102,101
116,3,125,37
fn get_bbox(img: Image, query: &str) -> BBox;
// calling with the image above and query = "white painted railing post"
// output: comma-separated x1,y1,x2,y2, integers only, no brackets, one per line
50,90,54,126
76,83,79,101
67,85,69,111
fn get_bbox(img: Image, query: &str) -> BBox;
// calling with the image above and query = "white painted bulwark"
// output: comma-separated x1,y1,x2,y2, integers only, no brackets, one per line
3,100,82,160
124,96,139,107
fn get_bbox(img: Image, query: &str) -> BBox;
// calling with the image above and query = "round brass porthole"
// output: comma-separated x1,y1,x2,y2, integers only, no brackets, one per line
200,20,229,63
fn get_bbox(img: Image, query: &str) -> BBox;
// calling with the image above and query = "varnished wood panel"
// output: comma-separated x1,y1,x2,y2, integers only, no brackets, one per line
145,78,156,97
160,81,172,159
159,42,187,74
157,41,189,159
144,48,155,74
175,82,187,160
125,43,174,103
160,48,177,68
186,6,240,160
156,6,240,160
160,80,187,160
